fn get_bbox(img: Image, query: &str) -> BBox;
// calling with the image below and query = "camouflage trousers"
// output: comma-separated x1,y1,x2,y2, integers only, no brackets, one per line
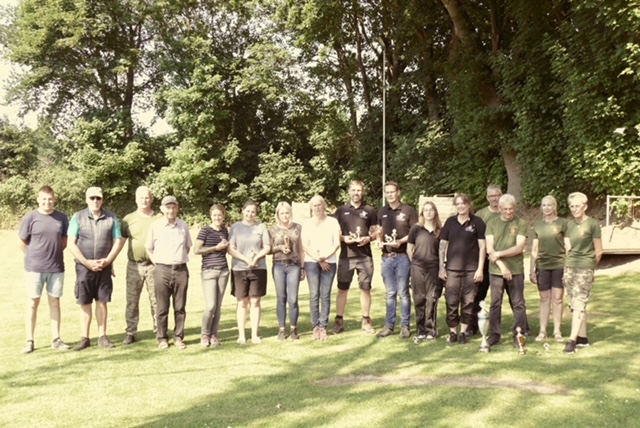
564,267,594,313
125,260,157,335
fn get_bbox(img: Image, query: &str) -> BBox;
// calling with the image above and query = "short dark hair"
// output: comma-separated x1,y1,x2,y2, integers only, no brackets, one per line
242,200,259,212
210,204,226,216
384,181,400,191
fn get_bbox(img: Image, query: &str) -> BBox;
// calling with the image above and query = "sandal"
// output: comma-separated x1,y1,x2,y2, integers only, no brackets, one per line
553,332,564,342
534,332,547,342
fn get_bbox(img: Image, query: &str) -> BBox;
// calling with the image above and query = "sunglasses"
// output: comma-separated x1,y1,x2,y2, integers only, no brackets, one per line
89,196,102,201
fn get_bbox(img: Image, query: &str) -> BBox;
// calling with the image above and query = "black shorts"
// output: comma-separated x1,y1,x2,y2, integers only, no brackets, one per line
231,269,268,298
337,257,374,290
536,268,564,292
75,264,113,304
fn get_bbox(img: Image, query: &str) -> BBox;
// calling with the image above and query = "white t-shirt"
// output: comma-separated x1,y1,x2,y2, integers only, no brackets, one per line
301,216,341,264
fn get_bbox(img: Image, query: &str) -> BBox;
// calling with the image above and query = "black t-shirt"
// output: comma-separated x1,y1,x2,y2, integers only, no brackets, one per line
407,224,439,267
440,214,486,271
335,203,377,258
378,203,419,254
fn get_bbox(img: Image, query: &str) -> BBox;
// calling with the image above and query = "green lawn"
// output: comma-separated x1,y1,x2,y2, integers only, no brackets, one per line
1,229,638,428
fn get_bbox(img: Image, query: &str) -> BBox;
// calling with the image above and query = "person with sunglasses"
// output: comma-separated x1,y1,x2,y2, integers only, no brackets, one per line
67,187,124,351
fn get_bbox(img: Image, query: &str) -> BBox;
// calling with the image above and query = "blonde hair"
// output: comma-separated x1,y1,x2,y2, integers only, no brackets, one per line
568,192,588,206
275,202,292,226
540,195,557,215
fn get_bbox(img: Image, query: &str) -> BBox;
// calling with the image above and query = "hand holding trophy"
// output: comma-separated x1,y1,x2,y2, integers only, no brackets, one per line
282,234,291,254
383,229,398,246
348,226,363,243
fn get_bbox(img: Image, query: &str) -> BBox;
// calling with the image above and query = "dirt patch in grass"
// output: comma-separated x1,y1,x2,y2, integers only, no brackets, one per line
315,375,571,395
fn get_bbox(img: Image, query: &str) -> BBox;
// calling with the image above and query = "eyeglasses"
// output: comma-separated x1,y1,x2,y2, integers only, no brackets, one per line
89,196,102,201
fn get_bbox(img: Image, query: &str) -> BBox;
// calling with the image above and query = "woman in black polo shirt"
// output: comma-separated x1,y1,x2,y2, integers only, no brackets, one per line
439,194,486,345
407,201,443,342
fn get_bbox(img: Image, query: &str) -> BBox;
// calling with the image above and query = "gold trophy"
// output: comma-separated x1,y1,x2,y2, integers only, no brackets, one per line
283,234,291,252
478,301,490,353
516,326,526,355
384,229,398,246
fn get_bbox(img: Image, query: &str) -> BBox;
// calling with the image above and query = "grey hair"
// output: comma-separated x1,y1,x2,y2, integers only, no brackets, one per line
498,194,516,207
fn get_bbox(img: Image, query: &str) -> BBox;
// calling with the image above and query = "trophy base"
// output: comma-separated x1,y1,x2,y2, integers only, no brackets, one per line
479,346,490,353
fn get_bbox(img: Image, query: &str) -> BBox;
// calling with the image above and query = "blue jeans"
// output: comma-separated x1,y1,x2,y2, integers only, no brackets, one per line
305,262,336,329
272,262,301,327
381,254,412,329
201,267,229,336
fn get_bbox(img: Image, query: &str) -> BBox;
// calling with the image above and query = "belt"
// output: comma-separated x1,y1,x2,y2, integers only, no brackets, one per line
274,260,299,265
382,252,405,258
157,263,187,270
132,260,152,265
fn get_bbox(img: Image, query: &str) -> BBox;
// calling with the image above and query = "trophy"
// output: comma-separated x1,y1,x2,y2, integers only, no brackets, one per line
516,327,526,355
478,301,490,353
384,229,398,246
349,226,362,243
283,234,291,252
248,249,257,269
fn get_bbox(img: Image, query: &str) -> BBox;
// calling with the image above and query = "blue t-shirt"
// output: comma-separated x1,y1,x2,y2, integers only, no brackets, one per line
19,210,69,273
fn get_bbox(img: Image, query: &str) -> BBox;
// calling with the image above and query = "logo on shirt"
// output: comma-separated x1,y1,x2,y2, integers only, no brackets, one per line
359,212,368,219
397,213,406,222
510,226,518,236
465,224,476,233
552,225,560,234
579,227,586,238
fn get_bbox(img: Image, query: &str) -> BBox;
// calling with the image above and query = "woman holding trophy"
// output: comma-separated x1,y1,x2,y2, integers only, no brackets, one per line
269,202,304,341
529,195,567,343
227,201,271,344
407,201,443,342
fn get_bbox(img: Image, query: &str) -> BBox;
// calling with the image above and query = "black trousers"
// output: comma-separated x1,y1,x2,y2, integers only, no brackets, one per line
410,264,442,337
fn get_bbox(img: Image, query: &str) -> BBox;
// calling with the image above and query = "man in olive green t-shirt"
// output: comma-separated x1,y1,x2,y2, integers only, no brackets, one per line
121,186,163,344
485,194,528,347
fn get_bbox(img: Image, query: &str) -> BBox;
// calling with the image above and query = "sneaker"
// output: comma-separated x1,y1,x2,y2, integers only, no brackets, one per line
319,328,328,341
201,335,211,348
564,340,577,354
174,338,187,350
123,334,136,345
98,335,115,349
277,329,287,341
22,340,35,354
158,339,169,350
312,327,321,340
209,336,221,347
376,326,395,338
362,317,376,334
74,337,91,351
576,336,590,348
487,336,501,347
413,334,427,344
447,332,458,343
290,329,300,340
426,334,435,341
52,338,70,350
400,326,411,339
459,332,468,345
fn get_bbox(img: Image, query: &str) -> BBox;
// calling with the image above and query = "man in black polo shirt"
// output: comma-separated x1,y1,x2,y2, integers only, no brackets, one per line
376,181,418,339
333,180,378,335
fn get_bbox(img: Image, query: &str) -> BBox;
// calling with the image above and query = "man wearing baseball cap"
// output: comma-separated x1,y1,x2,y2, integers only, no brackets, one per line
146,196,192,350
67,187,124,350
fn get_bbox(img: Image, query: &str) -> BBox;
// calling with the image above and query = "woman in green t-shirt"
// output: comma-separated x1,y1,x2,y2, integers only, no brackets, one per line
563,192,602,354
529,195,567,343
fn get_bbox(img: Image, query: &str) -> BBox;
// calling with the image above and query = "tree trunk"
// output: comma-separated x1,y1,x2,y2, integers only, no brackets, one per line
503,150,522,201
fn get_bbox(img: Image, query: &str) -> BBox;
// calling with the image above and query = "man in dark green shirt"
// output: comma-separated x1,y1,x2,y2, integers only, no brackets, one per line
485,194,528,347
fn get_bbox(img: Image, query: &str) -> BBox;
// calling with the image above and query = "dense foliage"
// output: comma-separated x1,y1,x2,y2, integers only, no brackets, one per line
1,0,639,223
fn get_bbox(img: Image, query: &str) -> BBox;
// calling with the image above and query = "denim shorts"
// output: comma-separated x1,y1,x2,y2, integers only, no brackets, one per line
25,272,65,298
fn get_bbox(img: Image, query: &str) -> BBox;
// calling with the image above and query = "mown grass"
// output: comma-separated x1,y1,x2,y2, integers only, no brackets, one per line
1,229,639,428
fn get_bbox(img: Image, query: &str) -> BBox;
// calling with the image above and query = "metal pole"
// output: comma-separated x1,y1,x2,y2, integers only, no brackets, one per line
381,43,386,208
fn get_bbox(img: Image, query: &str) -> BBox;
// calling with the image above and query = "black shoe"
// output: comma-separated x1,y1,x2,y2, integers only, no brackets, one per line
459,332,467,345
576,336,590,348
74,337,91,351
123,334,136,345
98,335,115,349
465,329,476,338
447,332,458,343
487,336,501,347
564,340,577,354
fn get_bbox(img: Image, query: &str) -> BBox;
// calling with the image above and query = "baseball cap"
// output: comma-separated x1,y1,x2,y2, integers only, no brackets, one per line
161,195,179,206
86,187,103,198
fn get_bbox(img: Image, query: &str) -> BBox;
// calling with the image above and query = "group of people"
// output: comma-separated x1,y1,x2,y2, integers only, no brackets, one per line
19,181,602,355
